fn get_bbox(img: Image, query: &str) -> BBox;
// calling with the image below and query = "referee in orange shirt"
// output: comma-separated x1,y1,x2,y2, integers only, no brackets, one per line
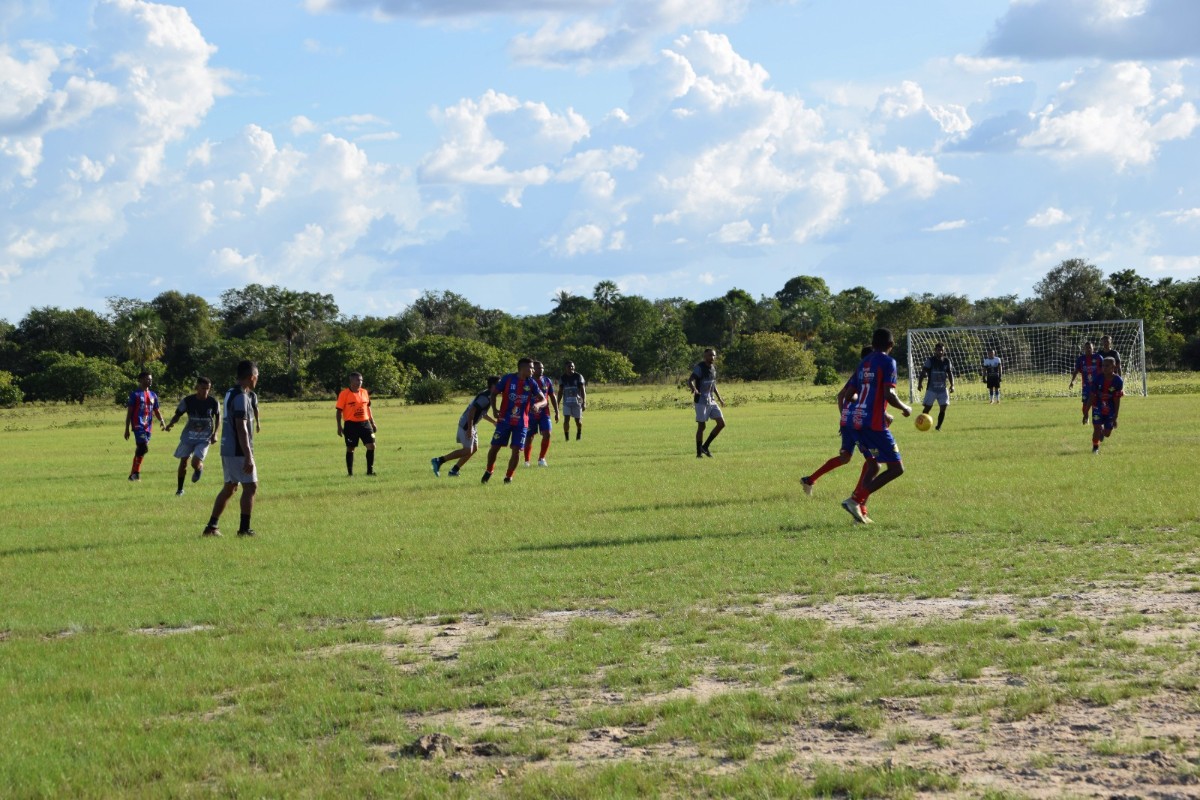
336,372,378,476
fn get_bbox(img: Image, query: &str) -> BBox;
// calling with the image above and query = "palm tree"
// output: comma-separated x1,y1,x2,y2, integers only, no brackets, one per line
593,280,621,309
121,308,165,370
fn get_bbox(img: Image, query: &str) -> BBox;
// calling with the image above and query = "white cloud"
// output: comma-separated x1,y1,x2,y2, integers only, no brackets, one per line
923,220,967,232
1161,207,1200,223
1019,62,1198,168
986,0,1200,60
1027,207,1071,227
1146,254,1200,274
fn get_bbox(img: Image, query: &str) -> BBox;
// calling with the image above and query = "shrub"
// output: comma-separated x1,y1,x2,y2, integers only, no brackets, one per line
308,334,413,396
20,352,129,403
406,372,453,405
0,370,23,406
724,333,816,381
397,335,514,392
813,365,842,386
562,345,638,383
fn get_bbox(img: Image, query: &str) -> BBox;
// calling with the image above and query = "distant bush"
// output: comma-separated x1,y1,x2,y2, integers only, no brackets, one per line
397,336,514,392
0,370,23,406
562,345,638,383
724,333,816,381
406,372,453,405
20,352,129,404
308,334,413,396
813,365,842,386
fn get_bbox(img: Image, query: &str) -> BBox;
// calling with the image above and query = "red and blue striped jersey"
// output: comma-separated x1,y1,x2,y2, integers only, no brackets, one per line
1075,353,1104,385
849,351,897,432
1094,374,1124,415
494,374,544,428
126,389,159,432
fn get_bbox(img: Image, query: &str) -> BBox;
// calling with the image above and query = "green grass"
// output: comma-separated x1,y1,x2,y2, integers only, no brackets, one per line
1,381,1198,797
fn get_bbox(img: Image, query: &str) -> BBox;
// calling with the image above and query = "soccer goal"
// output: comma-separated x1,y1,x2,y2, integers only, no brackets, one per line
905,319,1146,402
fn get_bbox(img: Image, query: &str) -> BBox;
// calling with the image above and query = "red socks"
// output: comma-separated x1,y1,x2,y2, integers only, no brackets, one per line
809,456,844,483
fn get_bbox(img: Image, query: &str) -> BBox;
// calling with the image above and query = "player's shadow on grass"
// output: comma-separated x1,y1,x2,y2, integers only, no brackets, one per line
597,494,789,516
0,541,116,559
514,522,823,552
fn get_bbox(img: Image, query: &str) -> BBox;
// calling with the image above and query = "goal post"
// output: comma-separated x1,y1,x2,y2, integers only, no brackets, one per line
905,319,1146,402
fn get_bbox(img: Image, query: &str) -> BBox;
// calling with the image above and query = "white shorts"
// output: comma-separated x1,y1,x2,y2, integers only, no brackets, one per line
456,425,478,450
221,455,258,485
923,389,950,407
563,400,583,420
695,402,724,423
174,437,212,461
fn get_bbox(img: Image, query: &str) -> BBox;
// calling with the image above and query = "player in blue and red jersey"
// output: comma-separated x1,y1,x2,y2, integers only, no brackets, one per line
800,346,874,497
1069,341,1105,425
841,328,912,524
1090,357,1123,454
523,360,559,467
482,358,547,484
123,370,167,482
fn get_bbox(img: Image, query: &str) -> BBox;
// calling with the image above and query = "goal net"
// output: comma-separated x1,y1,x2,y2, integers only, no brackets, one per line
905,319,1146,402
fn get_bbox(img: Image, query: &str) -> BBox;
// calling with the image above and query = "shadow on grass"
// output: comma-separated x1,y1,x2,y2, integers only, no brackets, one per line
514,521,825,552
596,494,790,515
0,541,121,559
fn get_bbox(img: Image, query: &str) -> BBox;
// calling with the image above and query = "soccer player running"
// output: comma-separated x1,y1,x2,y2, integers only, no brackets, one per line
336,372,377,477
916,342,955,430
1069,341,1105,425
1090,357,1123,454
432,376,498,477
202,360,259,538
982,348,1003,404
800,347,874,496
482,358,546,484
523,360,559,467
124,370,167,482
688,348,725,458
1097,335,1122,376
558,361,587,441
842,328,912,524
164,377,220,496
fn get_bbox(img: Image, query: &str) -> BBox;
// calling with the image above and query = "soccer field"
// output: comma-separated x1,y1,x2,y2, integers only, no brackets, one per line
2,384,1198,798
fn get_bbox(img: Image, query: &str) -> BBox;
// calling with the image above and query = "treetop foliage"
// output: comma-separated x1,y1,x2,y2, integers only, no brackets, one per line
1,262,1197,405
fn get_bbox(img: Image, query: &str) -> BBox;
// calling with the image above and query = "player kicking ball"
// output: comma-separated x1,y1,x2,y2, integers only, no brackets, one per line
1090,357,1123,454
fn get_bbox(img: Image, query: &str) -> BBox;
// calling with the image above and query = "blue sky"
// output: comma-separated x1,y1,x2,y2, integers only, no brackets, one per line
1,0,1198,323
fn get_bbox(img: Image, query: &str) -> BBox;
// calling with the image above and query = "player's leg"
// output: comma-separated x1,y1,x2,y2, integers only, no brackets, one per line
237,481,257,536
936,400,947,431
204,480,238,536
365,441,376,476
176,457,188,494
701,410,724,454
537,417,552,465
130,434,150,480
695,420,706,457
1091,420,1103,453
451,440,478,475
345,428,357,476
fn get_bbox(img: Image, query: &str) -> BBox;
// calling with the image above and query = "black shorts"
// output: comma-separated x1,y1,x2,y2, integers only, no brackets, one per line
986,377,1001,389
343,420,376,448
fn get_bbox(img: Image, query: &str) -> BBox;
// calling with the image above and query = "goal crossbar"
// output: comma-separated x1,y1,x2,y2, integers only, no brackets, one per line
905,319,1146,402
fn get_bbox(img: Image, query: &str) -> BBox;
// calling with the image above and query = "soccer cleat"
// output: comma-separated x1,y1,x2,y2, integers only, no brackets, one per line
800,476,814,497
367,470,377,476
701,445,713,458
128,473,140,482
191,468,203,483
237,529,256,537
523,460,532,468
431,457,441,477
447,469,459,477
841,497,866,524
858,504,873,524
1092,446,1100,454
481,471,492,484
176,489,185,497
538,458,548,467
202,525,221,537
503,476,513,484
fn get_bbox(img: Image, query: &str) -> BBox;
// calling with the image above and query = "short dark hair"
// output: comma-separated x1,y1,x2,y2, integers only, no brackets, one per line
872,328,893,350
137,370,151,380
486,375,499,388
196,376,212,386
517,357,533,369
236,360,257,380
859,345,874,359
348,372,363,380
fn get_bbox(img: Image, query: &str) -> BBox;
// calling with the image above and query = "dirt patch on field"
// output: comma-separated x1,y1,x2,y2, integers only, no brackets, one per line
132,624,213,636
361,582,1200,796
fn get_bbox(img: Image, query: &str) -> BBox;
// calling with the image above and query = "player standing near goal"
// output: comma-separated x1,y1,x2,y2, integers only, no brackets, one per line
1097,335,1122,376
916,342,955,430
124,371,167,482
336,372,377,477
202,360,259,538
1090,357,1123,454
800,346,874,496
842,329,912,524
432,376,498,477
1069,341,1105,424
523,360,559,467
482,358,546,484
558,362,586,441
165,377,220,496
982,349,1003,404
688,348,725,458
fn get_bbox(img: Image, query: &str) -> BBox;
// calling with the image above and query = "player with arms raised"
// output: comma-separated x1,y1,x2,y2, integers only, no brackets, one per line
842,328,912,524
1090,357,1123,454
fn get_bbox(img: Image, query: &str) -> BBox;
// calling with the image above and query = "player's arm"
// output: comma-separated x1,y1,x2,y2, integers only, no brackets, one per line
366,397,377,432
1069,362,1080,387
211,405,220,444
916,363,927,391
579,380,586,410
885,387,912,417
948,361,955,393
236,414,254,473
155,402,167,429
712,382,724,407
531,387,548,414
335,407,344,437
548,384,559,418
124,399,134,439
165,401,185,431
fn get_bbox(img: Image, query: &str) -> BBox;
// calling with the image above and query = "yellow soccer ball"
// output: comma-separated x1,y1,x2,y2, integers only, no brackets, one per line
914,413,933,432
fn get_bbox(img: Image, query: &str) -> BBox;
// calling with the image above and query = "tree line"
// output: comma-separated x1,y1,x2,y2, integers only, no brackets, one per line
1,258,1197,407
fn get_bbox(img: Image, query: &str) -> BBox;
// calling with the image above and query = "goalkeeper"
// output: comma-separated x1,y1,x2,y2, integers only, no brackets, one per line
917,342,955,431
